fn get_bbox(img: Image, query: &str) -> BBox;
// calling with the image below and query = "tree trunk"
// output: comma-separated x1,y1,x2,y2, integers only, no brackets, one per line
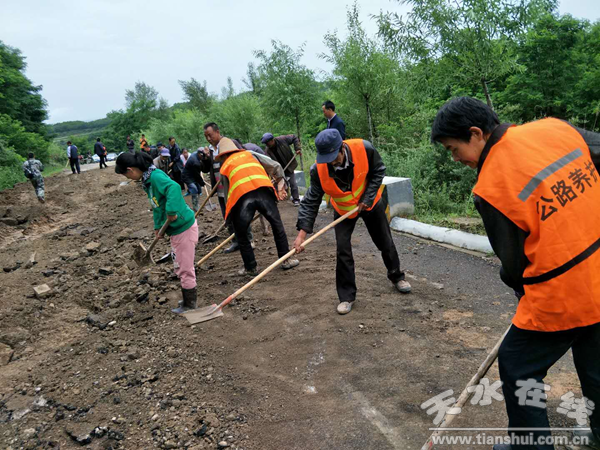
481,79,494,110
365,98,375,143
295,112,304,171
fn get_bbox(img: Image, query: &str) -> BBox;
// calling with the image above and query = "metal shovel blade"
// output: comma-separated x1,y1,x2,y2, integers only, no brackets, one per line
201,234,219,244
132,242,153,267
156,252,172,264
183,304,224,324
204,202,218,212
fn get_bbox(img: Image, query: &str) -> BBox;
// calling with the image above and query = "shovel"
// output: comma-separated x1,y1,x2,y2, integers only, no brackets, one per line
203,186,218,212
184,207,359,324
196,216,260,267
201,175,218,212
420,324,511,450
194,181,221,218
201,220,227,244
132,218,173,267
282,152,299,173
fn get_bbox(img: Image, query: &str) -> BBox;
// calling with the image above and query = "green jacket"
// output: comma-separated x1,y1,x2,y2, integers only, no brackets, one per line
143,169,195,236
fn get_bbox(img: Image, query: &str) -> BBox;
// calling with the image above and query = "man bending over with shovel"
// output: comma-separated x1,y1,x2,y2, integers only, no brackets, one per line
115,152,199,314
294,129,411,315
431,97,600,450
215,138,299,276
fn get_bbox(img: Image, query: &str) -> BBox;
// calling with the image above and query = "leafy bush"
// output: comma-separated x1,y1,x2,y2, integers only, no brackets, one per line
0,114,49,162
145,108,208,150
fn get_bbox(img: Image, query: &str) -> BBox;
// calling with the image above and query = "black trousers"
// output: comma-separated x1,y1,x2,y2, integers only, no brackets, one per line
69,157,80,174
219,196,252,244
334,199,404,302
286,170,300,202
172,170,185,189
230,188,290,270
498,322,600,449
99,154,108,169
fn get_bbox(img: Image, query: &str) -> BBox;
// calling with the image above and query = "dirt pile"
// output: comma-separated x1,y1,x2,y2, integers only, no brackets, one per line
0,168,582,449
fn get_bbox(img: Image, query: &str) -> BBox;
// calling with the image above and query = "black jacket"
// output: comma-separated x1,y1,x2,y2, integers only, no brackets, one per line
182,151,206,188
266,135,301,174
169,143,184,172
296,140,385,234
474,122,600,295
94,142,105,156
327,114,346,140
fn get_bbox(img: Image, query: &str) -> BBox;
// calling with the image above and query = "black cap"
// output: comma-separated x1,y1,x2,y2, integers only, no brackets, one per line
314,129,343,164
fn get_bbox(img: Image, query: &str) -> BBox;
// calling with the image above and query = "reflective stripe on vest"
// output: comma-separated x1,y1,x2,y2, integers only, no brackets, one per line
316,139,384,219
220,151,274,219
473,118,600,331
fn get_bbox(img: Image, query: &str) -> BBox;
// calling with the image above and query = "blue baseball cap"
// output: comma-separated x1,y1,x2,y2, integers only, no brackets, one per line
261,133,274,144
315,129,343,164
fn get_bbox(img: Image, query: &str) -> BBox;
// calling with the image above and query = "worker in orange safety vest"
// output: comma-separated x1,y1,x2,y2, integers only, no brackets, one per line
432,96,600,450
215,138,299,276
293,129,412,315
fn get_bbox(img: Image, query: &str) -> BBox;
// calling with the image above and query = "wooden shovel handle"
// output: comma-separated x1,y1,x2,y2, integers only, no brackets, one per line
145,218,173,255
282,153,298,173
194,180,221,218
196,216,260,267
209,220,227,238
214,207,359,312
420,324,512,450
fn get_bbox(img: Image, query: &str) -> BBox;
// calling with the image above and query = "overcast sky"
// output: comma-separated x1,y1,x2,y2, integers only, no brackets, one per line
3,0,599,124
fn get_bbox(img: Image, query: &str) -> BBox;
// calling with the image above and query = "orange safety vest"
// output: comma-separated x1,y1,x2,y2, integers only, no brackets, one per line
474,118,600,332
317,139,384,219
220,151,274,219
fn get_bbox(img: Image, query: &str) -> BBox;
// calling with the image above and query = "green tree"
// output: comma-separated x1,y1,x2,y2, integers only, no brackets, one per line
0,114,49,161
323,3,401,141
572,21,600,130
145,108,208,151
378,0,557,109
178,78,213,113
254,41,320,142
106,82,170,151
242,62,264,96
221,77,235,100
0,41,48,135
209,93,265,144
500,14,587,121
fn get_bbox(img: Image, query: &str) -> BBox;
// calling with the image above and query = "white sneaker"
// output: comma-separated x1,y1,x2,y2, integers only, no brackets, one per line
337,301,354,315
281,258,299,270
395,280,412,293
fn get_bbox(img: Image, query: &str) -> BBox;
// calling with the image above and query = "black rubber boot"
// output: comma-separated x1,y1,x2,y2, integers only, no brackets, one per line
171,287,197,314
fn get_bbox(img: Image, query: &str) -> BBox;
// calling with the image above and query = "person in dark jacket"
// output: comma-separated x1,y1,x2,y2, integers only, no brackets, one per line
431,97,600,450
126,136,135,153
242,142,267,156
261,133,302,206
94,138,108,169
66,141,81,174
168,137,185,190
182,149,206,212
323,100,346,140
200,122,252,253
294,129,411,315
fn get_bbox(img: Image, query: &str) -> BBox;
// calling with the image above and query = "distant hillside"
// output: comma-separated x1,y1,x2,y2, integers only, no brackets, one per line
48,117,112,144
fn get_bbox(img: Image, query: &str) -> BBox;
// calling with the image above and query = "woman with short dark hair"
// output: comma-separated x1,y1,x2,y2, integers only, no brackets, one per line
115,152,199,313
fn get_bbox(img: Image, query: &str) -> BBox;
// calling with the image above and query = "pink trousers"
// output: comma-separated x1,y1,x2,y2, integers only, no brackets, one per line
170,220,198,289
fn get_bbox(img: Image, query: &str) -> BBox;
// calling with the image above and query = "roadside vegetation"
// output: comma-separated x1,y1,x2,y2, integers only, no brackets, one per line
2,0,599,229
